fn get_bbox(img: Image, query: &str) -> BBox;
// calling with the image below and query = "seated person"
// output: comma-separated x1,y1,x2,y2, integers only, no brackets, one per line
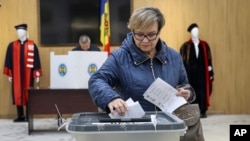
72,35,100,51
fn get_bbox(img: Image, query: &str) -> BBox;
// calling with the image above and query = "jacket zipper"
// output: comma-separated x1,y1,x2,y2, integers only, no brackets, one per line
150,59,158,114
150,59,156,80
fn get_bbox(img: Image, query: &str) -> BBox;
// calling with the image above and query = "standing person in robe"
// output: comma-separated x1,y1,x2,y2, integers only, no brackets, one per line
3,23,42,122
180,23,214,118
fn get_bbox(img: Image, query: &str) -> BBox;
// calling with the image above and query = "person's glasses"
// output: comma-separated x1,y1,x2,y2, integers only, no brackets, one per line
133,32,158,41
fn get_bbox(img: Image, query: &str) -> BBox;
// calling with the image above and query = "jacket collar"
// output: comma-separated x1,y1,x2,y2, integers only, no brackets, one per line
123,32,167,65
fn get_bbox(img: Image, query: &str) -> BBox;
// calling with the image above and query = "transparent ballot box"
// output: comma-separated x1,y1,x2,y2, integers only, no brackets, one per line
66,112,187,141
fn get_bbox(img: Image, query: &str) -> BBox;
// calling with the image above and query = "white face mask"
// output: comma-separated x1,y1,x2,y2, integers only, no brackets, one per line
191,27,199,38
16,29,27,41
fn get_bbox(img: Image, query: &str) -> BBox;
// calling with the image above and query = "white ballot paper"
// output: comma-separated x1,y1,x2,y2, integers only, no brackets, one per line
143,78,187,114
109,98,145,118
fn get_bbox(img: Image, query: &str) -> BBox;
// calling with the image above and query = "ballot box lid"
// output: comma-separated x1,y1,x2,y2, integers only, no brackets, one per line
67,111,186,133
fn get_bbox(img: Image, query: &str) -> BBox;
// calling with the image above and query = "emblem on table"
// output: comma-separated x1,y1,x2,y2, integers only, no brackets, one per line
58,64,67,76
230,124,250,141
88,63,98,75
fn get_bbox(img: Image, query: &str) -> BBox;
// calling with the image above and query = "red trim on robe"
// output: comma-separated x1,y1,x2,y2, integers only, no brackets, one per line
200,40,211,107
3,67,12,77
13,41,22,105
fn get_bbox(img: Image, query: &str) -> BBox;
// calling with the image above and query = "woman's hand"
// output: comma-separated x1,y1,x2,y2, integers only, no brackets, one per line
176,87,191,101
108,98,128,116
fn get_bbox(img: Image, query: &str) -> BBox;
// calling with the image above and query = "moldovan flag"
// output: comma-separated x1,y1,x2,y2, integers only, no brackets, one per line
100,0,110,55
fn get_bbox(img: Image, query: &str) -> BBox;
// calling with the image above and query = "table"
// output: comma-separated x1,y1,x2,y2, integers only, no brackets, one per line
27,87,98,134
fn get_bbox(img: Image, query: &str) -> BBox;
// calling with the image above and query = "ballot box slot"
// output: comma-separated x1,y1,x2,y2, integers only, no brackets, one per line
98,117,151,123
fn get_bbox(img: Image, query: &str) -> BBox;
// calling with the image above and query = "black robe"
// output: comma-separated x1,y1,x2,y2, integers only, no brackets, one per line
180,39,214,113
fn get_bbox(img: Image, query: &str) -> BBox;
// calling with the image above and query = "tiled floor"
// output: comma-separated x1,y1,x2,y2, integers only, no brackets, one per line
0,114,250,141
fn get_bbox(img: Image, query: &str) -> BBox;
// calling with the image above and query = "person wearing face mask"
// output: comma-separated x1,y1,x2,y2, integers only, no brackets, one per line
3,23,42,122
180,23,214,118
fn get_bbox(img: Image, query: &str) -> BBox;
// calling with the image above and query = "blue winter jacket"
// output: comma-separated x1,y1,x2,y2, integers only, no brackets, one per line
88,32,191,112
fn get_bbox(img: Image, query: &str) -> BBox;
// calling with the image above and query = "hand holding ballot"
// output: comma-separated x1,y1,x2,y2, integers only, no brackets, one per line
143,78,188,114
109,78,190,118
109,98,145,118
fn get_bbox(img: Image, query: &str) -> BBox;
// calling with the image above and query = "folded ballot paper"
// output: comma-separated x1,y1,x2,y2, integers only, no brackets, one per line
143,78,187,114
109,98,145,118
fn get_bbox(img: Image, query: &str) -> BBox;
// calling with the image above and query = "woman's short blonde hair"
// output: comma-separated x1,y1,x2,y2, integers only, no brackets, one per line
127,7,165,32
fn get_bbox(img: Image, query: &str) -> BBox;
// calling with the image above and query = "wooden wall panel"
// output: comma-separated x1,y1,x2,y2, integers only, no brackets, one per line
0,0,72,118
0,0,250,117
